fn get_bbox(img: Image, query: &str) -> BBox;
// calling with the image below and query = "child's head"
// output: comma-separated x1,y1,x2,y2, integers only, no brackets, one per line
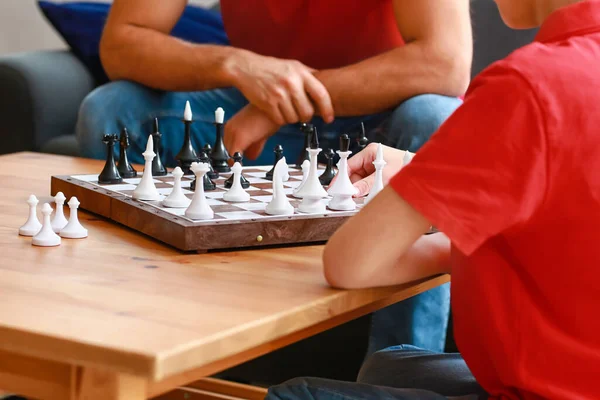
494,0,584,29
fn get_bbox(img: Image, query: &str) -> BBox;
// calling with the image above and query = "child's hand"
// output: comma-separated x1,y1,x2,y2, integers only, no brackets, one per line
346,144,409,196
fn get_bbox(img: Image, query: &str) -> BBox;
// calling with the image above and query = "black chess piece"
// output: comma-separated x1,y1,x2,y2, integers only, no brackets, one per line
190,150,216,191
210,117,230,173
296,123,314,168
340,133,351,153
203,144,219,179
151,118,167,176
225,152,250,189
356,122,369,152
319,148,337,186
176,112,198,175
117,128,137,178
265,145,284,181
98,134,123,184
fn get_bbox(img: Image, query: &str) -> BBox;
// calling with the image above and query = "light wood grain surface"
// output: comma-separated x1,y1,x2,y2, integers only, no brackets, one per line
0,152,449,398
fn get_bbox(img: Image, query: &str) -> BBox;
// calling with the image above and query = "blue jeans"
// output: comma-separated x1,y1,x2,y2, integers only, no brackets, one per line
266,345,486,400
75,81,459,353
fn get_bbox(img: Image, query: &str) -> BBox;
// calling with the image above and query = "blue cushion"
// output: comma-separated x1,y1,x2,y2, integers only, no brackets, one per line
38,1,229,84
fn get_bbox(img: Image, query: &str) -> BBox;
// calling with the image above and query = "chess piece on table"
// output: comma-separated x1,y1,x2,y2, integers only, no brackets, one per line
32,203,61,247
225,152,250,189
132,135,161,201
185,162,214,220
117,127,137,178
98,134,123,184
51,192,68,233
151,118,168,176
190,150,216,191
296,128,328,213
210,107,230,173
19,194,42,236
266,157,294,215
266,145,288,181
296,123,314,168
203,144,219,179
163,167,191,208
319,148,337,186
365,143,387,205
59,197,88,239
328,134,359,211
223,162,250,202
293,160,310,199
176,101,198,175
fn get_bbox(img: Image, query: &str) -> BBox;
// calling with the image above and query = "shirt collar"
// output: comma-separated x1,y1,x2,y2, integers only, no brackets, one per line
536,0,600,43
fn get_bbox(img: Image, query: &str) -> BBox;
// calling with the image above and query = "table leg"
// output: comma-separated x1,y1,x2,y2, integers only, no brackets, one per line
72,366,147,400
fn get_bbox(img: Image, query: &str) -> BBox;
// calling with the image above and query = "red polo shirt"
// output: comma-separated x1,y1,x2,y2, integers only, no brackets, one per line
390,1,600,398
219,0,404,69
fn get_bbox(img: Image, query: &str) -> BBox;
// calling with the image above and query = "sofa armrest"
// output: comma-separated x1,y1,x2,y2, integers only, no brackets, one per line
0,50,96,154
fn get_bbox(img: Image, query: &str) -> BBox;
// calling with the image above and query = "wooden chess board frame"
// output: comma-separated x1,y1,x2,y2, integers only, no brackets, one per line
50,166,362,252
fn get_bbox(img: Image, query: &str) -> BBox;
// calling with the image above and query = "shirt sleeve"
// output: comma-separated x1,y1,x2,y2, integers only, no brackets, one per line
390,63,548,255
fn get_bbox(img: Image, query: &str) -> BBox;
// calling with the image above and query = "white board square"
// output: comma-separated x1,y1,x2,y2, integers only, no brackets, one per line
236,202,268,211
216,211,261,220
73,174,99,182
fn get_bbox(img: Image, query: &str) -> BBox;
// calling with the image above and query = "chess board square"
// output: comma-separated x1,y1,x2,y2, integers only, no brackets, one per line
251,182,272,190
253,195,274,203
264,187,295,195
102,184,137,192
74,174,101,182
155,183,172,189
123,177,161,185
247,177,271,184
211,204,247,213
216,211,262,220
157,187,175,195
283,180,302,189
236,202,268,211
205,191,226,199
245,172,269,178
246,190,272,197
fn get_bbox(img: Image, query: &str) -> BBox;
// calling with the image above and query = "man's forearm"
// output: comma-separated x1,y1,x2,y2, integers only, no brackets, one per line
315,42,471,117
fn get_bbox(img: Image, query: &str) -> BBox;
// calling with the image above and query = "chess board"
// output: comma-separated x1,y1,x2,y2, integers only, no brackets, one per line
50,165,364,252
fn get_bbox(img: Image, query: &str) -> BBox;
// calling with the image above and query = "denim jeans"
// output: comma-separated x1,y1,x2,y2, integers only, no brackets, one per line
75,81,460,354
266,345,486,400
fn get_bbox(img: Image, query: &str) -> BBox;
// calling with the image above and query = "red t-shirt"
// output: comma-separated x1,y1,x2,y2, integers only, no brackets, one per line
390,2,600,399
219,0,404,69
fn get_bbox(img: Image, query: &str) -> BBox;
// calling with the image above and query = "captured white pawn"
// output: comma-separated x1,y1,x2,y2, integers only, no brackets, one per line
365,143,387,205
19,194,42,236
223,162,250,202
293,159,310,199
32,203,61,247
162,167,191,208
60,197,88,239
266,157,294,215
185,162,214,220
51,192,68,233
132,135,161,201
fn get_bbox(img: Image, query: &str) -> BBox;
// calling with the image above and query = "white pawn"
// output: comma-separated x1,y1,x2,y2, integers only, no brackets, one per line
223,162,250,202
185,162,214,220
162,167,191,208
133,135,161,201
365,143,387,205
60,197,88,239
19,194,42,236
266,157,294,215
293,160,310,199
51,192,68,233
296,142,328,214
328,151,359,211
32,203,61,247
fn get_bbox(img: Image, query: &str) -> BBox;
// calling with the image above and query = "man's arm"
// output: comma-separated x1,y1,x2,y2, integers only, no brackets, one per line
323,186,451,289
316,0,472,116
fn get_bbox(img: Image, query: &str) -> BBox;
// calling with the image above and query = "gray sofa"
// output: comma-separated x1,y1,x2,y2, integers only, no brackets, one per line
0,1,537,157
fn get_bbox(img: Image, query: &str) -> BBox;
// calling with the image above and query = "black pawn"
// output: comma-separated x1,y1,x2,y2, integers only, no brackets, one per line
319,148,337,186
340,133,351,153
203,143,219,179
117,128,137,178
296,123,314,168
356,122,369,152
151,118,167,176
311,127,320,149
265,145,284,181
176,114,198,175
99,134,123,184
190,150,216,191
211,119,230,173
225,152,250,189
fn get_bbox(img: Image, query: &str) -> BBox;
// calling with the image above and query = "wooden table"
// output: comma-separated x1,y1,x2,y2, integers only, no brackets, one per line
0,152,449,400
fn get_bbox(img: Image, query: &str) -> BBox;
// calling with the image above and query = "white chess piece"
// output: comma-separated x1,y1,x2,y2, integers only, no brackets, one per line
32,203,61,247
266,157,294,215
162,167,191,208
223,162,250,202
365,143,387,205
293,160,310,199
403,150,415,166
184,100,193,122
296,146,328,214
328,149,359,211
51,192,68,233
60,197,88,239
19,194,42,236
215,107,225,124
133,135,161,201
185,162,214,220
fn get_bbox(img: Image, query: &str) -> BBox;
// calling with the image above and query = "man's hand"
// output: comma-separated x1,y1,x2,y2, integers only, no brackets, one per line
347,143,408,196
225,52,334,126
224,104,281,160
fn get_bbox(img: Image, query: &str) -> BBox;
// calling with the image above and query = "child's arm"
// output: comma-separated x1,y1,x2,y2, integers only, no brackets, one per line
323,186,450,289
